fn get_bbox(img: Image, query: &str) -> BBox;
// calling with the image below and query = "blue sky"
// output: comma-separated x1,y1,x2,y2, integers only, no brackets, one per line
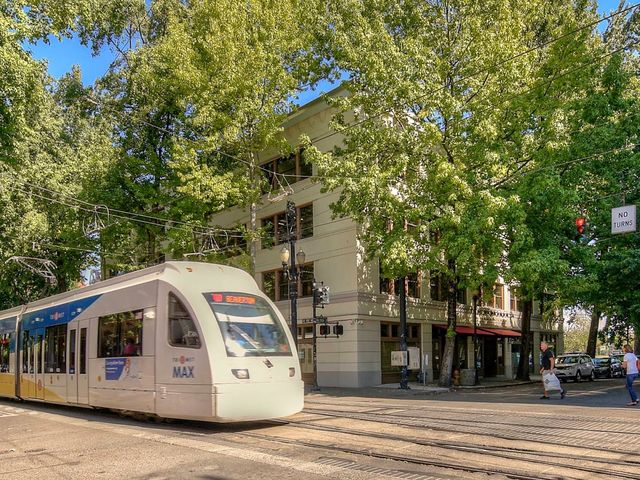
26,0,625,106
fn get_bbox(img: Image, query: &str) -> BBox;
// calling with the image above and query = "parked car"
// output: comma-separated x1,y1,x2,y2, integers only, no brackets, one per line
613,353,626,374
593,356,624,378
555,353,595,382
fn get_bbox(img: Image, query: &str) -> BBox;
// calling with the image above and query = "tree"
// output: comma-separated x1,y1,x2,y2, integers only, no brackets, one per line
77,0,328,274
309,0,598,386
0,3,118,307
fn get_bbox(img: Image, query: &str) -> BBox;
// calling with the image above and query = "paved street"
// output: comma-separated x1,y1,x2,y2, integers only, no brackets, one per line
1,378,639,480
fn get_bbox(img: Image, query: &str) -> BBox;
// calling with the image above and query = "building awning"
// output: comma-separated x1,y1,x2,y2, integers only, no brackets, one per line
434,325,496,336
478,328,522,337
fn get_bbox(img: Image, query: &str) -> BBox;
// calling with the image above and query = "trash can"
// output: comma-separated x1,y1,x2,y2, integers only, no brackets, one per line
460,369,476,386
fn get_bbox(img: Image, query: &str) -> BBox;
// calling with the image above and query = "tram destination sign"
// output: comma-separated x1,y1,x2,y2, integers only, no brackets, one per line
611,205,636,234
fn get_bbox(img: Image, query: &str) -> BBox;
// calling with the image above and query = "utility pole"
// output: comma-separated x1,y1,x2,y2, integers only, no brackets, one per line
399,276,409,390
285,201,298,351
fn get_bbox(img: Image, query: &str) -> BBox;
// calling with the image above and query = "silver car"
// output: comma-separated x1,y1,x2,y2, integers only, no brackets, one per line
554,353,595,382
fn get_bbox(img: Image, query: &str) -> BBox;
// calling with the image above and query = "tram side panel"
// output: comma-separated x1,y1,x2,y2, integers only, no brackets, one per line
86,282,157,413
154,282,215,421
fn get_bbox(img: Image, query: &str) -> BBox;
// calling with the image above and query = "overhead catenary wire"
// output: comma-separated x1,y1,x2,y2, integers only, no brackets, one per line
2,173,246,238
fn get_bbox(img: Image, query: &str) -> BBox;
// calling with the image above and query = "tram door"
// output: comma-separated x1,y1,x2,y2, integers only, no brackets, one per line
20,329,35,398
33,328,45,399
66,320,89,404
67,324,78,403
21,328,45,399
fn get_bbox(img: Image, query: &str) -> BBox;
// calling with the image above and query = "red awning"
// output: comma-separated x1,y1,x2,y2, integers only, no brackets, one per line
434,325,496,335
478,328,522,337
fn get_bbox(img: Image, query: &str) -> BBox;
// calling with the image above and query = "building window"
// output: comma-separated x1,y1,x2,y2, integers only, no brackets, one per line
380,321,420,340
486,284,504,309
510,294,522,312
430,273,447,301
380,266,420,299
261,150,312,192
98,310,143,358
457,288,467,305
261,203,313,248
430,272,466,303
262,263,315,301
168,292,201,348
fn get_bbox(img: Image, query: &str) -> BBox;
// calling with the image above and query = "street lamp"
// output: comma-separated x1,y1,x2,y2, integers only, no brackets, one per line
280,244,305,351
472,289,480,386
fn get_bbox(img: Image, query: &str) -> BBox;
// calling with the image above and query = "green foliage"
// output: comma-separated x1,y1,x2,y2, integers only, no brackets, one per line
0,4,119,308
85,0,327,267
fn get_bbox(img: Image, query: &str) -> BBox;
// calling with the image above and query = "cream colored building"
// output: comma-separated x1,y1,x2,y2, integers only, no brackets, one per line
210,88,563,387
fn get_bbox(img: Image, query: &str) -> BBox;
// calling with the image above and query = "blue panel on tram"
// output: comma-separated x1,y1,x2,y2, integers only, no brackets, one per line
22,295,101,329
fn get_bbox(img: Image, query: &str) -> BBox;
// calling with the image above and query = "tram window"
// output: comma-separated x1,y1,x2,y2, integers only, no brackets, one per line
35,331,43,374
98,310,143,358
79,328,87,374
69,329,76,374
22,331,31,373
44,325,66,373
0,333,11,373
168,293,201,348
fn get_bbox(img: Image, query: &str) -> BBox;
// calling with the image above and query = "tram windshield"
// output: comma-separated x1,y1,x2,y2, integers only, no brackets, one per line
204,292,292,357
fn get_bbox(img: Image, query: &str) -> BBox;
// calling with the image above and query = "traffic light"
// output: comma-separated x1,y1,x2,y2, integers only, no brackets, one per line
575,217,586,242
313,284,330,307
319,325,330,336
319,285,330,305
332,324,343,336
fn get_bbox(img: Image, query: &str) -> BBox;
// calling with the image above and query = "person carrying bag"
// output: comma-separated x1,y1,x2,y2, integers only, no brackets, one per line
539,341,566,400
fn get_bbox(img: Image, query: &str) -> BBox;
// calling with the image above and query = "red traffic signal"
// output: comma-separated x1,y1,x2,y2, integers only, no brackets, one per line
575,217,586,235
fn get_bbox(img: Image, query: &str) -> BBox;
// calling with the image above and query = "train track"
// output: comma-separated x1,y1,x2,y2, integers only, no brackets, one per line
266,415,640,480
299,405,640,455
234,429,563,480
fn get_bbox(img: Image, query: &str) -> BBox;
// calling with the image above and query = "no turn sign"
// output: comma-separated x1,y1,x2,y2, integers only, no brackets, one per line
611,205,637,234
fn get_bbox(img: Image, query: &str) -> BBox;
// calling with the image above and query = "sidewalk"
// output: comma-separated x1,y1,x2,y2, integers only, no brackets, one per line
305,376,538,398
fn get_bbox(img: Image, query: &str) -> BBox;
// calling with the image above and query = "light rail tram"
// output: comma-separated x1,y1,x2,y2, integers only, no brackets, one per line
0,261,303,421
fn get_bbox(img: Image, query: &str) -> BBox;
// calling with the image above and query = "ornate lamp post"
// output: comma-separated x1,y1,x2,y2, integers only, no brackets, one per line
280,244,306,351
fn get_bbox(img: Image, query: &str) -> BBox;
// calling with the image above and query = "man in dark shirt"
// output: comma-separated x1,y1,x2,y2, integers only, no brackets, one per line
539,341,566,400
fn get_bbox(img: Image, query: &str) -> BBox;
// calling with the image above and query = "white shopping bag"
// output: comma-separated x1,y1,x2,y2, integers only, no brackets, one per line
543,372,562,392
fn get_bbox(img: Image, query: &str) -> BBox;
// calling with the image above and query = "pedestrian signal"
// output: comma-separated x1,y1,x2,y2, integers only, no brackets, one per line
332,324,343,336
319,325,330,336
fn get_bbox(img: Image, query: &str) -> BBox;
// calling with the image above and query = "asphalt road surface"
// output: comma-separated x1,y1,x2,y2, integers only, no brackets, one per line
1,378,638,480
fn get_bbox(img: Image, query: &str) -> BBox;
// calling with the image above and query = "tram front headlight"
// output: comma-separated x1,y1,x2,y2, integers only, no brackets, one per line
232,368,250,379
289,367,296,377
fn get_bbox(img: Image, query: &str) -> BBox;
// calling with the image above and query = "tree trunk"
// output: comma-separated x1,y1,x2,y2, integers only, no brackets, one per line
438,259,457,387
516,299,532,381
586,309,599,358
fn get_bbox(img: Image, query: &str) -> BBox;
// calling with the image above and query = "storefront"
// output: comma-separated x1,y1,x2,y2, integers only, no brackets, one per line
432,325,521,379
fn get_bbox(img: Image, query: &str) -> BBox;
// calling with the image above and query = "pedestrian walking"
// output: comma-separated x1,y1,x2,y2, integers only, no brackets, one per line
621,345,638,406
539,341,566,400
